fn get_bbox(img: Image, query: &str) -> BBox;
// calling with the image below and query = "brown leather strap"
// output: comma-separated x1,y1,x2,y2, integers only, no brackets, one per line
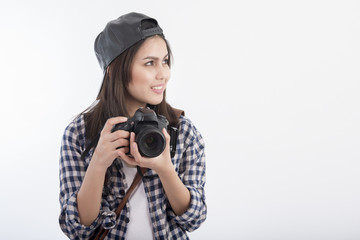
115,167,146,215
173,107,185,119
93,167,147,240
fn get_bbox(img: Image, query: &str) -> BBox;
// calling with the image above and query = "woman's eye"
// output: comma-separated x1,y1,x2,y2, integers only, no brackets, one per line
163,59,169,65
145,61,154,66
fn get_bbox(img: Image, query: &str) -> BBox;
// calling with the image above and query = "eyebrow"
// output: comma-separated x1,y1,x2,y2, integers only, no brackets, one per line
142,54,169,61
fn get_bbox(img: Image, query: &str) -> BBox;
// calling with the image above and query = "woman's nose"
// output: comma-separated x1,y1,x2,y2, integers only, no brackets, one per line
156,65,170,80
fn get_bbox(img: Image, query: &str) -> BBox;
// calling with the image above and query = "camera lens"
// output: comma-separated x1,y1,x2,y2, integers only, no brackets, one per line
144,134,156,149
136,127,166,158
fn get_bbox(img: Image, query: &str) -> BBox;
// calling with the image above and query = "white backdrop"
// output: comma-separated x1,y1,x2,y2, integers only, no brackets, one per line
0,0,359,239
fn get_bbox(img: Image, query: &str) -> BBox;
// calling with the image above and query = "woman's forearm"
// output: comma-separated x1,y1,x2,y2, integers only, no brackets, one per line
77,161,107,226
158,167,191,216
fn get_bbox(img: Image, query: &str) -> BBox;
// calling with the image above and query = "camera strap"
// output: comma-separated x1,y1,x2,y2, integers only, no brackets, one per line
169,107,184,158
91,167,147,240
81,134,100,161
169,126,178,158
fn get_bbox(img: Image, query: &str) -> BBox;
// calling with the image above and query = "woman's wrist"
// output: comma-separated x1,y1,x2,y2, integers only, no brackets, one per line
89,152,111,173
156,161,176,179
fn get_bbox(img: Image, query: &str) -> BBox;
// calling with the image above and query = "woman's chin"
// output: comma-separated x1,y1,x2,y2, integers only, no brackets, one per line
147,97,164,106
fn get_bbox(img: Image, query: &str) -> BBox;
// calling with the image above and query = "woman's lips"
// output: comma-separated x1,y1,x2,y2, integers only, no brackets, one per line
151,85,165,94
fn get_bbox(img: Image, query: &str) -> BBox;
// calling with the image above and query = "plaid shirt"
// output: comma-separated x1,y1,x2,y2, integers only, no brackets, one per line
59,114,207,239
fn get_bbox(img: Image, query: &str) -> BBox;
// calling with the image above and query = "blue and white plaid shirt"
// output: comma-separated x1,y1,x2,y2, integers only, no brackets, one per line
59,114,207,239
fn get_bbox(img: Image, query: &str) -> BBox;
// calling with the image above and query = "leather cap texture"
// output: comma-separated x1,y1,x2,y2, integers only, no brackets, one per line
94,12,163,72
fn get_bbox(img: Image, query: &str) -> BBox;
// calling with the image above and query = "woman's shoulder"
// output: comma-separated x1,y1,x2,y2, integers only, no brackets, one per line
62,114,86,141
178,114,193,129
178,115,202,139
177,115,205,153
65,114,85,131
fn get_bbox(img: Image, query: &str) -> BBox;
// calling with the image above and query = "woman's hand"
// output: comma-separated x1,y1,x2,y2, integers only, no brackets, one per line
119,128,174,174
119,128,191,215
91,116,130,170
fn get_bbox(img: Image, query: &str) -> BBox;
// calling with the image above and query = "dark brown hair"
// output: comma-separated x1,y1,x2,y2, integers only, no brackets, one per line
82,35,178,143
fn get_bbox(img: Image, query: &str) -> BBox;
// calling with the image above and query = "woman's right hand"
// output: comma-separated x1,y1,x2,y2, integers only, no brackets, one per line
91,116,130,170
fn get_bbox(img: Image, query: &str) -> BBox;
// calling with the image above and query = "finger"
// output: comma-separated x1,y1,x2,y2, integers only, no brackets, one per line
108,130,130,142
117,147,130,155
130,131,136,144
100,129,130,145
162,128,171,148
129,132,142,162
102,116,128,134
130,141,142,163
111,138,129,149
118,151,138,166
162,128,170,140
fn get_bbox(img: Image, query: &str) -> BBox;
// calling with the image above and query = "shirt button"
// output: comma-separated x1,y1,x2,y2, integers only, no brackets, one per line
101,211,116,229
125,217,130,223
120,189,125,195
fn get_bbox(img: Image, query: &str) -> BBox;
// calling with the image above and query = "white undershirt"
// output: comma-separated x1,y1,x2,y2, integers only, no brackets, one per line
121,161,154,240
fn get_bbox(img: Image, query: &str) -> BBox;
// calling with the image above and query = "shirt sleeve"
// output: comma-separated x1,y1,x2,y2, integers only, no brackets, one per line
58,118,102,239
168,116,207,232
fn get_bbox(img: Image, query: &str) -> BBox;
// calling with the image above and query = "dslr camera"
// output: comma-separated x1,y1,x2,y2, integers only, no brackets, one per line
111,108,177,158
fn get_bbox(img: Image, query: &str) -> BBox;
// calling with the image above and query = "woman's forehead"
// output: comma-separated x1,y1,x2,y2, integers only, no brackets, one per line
135,36,168,59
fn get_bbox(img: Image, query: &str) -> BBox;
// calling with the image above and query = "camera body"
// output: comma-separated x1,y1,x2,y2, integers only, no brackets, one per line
111,108,170,158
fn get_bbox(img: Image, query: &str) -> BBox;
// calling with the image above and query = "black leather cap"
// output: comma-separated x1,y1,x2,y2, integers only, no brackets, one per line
94,12,163,73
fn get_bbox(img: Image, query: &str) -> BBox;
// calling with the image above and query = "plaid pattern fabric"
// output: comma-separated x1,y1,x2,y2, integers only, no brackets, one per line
59,114,207,239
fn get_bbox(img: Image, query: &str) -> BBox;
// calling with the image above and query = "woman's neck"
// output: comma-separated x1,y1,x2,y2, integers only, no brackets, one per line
127,104,147,117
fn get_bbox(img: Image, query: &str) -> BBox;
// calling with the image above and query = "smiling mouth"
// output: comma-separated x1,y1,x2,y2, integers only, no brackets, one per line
151,86,163,90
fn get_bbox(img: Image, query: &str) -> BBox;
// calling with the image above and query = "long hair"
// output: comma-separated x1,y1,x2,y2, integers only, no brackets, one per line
82,35,178,143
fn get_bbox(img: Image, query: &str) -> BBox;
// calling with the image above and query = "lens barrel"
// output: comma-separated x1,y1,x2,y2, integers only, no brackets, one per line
136,127,166,158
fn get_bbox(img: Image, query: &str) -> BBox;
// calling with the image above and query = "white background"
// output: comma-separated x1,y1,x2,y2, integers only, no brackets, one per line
0,0,359,239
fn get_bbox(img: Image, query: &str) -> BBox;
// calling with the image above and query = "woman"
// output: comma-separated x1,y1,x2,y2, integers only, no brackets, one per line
59,12,206,239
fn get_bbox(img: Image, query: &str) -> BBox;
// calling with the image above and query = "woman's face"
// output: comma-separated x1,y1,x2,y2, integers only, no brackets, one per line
127,36,170,115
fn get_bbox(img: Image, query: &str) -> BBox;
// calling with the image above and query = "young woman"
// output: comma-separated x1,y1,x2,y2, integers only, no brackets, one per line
59,12,206,239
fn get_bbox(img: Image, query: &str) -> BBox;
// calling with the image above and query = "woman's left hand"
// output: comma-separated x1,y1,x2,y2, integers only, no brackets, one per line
118,128,174,174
